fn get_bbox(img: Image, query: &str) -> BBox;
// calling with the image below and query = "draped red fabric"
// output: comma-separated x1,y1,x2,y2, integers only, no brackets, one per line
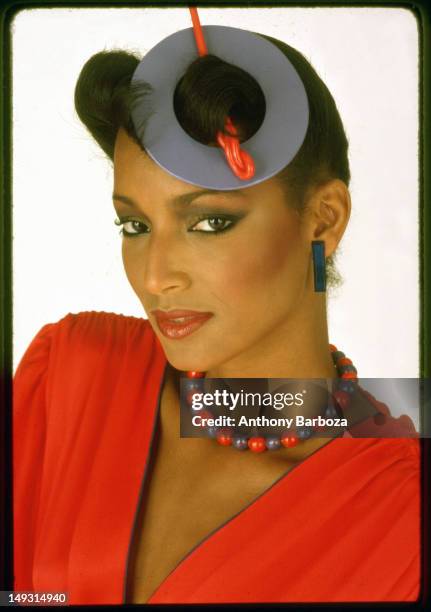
13,312,421,604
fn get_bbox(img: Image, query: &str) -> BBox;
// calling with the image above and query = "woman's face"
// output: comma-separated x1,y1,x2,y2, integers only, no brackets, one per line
113,128,313,374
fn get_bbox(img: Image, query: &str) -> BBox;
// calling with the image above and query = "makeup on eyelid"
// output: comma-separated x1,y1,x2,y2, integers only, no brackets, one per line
114,211,246,236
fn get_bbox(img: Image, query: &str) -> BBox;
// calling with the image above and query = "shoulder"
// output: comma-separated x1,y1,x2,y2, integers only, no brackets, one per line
15,311,164,380
333,437,421,543
29,309,154,345
51,310,153,342
306,437,421,601
335,436,420,481
319,436,420,520
320,437,421,545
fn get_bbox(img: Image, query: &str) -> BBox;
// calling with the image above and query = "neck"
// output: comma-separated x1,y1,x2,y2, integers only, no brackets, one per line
206,294,336,379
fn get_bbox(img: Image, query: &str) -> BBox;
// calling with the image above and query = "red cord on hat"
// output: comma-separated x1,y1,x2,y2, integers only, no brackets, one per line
188,7,255,180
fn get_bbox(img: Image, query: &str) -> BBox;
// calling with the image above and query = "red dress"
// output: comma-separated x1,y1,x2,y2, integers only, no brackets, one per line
13,311,421,604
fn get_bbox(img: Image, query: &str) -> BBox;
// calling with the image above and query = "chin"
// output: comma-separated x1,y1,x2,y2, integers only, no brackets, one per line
164,352,211,374
160,341,219,374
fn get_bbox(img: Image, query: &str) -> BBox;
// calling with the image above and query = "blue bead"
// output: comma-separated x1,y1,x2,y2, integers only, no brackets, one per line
207,426,218,438
265,437,281,450
332,351,345,362
297,426,313,440
232,436,248,450
325,405,338,418
185,380,204,392
338,380,356,394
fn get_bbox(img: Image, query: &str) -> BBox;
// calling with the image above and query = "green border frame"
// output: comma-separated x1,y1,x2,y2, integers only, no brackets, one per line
1,0,430,606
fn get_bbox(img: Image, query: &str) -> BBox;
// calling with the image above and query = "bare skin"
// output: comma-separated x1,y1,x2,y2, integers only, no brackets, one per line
113,128,351,602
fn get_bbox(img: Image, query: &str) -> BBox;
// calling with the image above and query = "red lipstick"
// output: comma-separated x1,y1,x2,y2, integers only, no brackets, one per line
151,309,214,340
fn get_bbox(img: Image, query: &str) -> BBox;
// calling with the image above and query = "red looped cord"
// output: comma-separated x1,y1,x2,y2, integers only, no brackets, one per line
188,7,255,180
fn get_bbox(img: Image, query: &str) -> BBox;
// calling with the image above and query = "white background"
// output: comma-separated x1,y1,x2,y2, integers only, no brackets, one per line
12,7,419,376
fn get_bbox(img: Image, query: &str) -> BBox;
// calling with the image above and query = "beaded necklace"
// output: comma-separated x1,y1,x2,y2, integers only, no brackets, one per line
184,344,357,453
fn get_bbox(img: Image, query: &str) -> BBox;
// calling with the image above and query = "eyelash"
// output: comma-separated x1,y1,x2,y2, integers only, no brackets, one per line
114,215,239,238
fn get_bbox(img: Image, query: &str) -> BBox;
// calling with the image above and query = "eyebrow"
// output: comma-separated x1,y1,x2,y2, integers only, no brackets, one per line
112,189,245,209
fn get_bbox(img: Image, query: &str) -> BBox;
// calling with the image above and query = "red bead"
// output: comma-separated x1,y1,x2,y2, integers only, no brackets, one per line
341,371,357,380
248,437,266,453
373,412,386,425
186,371,206,378
329,344,338,352
333,390,351,411
280,433,299,448
337,357,353,367
216,430,232,446
196,410,213,426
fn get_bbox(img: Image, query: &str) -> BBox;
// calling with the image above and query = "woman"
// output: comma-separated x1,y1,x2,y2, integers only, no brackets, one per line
13,11,420,605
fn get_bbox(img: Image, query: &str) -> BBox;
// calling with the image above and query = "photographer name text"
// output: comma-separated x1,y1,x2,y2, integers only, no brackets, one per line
192,414,348,428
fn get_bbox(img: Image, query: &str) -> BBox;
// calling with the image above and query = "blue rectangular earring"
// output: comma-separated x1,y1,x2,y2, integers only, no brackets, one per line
312,240,326,292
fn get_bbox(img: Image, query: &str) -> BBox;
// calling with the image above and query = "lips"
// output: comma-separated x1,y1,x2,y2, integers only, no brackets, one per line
151,309,214,340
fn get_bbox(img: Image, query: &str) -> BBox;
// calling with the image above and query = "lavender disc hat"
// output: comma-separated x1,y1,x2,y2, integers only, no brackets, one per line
130,25,309,190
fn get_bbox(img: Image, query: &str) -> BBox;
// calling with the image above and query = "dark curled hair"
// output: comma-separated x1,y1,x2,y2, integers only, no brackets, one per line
74,36,350,288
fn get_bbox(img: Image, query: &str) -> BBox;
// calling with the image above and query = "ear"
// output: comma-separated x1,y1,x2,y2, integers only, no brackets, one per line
305,179,351,257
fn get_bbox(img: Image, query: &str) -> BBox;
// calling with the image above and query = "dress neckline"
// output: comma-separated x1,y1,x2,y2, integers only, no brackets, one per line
124,352,352,604
147,430,350,603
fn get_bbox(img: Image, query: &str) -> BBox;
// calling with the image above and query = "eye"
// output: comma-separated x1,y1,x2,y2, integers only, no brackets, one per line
114,217,149,237
189,216,236,234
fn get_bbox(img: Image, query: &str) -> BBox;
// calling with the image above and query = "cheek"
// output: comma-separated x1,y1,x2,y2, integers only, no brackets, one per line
214,220,306,306
121,242,141,294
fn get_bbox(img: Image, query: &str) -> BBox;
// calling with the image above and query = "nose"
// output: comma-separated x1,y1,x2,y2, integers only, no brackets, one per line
142,230,192,296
